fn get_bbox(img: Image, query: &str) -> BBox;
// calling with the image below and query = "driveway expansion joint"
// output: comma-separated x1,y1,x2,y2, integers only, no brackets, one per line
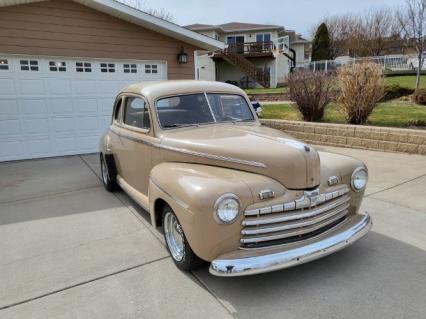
0,256,170,311
366,173,426,198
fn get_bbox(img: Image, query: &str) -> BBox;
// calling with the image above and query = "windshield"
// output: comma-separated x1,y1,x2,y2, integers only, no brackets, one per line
156,93,255,128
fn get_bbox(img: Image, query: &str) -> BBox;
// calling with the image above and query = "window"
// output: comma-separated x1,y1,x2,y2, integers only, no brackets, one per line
145,64,158,74
156,93,254,128
76,62,92,72
100,63,115,73
0,59,8,70
123,97,150,130
20,60,38,71
256,33,271,43
113,98,123,123
124,64,137,73
49,61,66,72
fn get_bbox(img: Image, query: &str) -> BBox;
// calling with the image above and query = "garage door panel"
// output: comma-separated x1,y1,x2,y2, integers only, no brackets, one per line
23,138,52,157
1,56,166,161
20,99,48,115
53,137,76,153
18,79,46,95
77,135,99,151
0,99,19,119
0,140,23,160
72,80,97,95
77,98,98,113
0,78,15,95
50,98,74,114
52,117,75,134
100,97,114,113
0,119,21,137
100,115,111,130
46,78,72,95
78,116,99,132
22,118,50,135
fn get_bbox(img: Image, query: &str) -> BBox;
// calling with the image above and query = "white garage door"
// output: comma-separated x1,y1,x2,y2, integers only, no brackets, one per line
0,55,166,161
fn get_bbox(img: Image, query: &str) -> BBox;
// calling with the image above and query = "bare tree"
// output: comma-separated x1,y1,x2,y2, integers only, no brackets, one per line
117,0,174,22
319,8,399,58
362,8,395,56
397,0,426,89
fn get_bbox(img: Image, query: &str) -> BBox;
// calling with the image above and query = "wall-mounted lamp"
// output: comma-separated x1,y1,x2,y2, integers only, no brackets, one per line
177,47,188,64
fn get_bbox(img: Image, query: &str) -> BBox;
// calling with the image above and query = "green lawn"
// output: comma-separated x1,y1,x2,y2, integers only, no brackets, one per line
385,75,426,89
244,87,288,94
260,102,426,128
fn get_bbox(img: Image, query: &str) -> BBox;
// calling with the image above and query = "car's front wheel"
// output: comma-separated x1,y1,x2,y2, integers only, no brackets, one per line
162,205,204,271
100,154,117,192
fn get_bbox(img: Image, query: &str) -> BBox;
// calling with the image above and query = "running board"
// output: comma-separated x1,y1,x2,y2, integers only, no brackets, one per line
116,175,150,212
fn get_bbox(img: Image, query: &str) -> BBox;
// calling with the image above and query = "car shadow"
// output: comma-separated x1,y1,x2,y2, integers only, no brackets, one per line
193,232,426,319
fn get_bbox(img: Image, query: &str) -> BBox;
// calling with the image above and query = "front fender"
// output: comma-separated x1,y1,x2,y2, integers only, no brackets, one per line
318,151,367,213
148,162,285,261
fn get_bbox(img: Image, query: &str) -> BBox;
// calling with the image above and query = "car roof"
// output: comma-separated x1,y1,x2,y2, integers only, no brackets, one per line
121,80,247,101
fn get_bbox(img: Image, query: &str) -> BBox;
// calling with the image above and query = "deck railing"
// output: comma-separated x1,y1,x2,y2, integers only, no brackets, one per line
224,41,275,54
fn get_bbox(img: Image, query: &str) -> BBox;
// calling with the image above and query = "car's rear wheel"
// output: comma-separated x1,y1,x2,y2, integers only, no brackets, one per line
162,205,205,271
100,154,117,192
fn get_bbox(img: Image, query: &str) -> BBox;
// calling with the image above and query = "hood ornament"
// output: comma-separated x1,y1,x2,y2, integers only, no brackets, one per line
304,145,310,152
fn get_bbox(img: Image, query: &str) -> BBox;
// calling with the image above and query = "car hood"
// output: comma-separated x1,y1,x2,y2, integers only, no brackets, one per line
159,124,320,189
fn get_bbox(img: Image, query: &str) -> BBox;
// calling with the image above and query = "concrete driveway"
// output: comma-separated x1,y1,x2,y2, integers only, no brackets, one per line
0,146,425,318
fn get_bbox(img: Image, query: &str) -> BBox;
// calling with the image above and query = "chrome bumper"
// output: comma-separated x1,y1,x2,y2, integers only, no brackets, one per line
209,213,372,277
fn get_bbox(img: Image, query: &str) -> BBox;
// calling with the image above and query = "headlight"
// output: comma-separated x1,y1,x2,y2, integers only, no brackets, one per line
214,194,241,224
351,167,368,192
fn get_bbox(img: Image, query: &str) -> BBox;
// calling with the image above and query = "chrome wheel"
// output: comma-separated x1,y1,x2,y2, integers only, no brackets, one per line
164,211,185,262
101,157,109,186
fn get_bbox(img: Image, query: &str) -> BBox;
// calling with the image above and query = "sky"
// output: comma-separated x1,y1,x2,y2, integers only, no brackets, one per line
141,0,406,38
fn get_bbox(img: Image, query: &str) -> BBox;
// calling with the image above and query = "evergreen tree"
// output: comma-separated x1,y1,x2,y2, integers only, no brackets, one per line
311,23,332,61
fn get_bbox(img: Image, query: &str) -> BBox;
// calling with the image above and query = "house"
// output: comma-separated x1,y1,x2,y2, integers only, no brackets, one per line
186,22,310,88
0,0,224,162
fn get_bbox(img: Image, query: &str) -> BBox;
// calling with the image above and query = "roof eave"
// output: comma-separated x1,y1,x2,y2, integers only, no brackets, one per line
0,0,225,51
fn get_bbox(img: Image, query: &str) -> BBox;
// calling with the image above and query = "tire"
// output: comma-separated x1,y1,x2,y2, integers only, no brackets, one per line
162,205,205,271
100,154,117,192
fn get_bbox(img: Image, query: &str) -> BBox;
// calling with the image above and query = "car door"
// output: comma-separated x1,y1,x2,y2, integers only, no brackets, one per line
114,94,154,196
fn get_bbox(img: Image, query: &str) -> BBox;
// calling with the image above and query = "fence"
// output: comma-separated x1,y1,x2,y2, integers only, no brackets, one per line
295,54,426,74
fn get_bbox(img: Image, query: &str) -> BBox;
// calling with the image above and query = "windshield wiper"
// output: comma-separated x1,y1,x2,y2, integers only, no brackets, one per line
163,123,199,128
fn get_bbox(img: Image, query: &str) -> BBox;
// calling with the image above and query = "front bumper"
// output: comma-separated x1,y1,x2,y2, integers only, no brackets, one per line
209,213,372,277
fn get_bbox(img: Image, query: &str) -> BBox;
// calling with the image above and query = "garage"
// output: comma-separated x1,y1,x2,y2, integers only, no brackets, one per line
0,0,224,161
0,55,166,161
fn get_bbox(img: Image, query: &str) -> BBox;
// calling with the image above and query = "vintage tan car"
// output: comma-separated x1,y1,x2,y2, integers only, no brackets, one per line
99,80,372,276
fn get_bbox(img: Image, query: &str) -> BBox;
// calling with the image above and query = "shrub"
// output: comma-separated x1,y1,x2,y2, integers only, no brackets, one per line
411,89,426,105
337,62,384,124
287,70,333,122
382,84,414,102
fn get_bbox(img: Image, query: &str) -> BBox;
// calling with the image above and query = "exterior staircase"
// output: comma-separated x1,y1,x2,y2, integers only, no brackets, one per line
221,50,270,88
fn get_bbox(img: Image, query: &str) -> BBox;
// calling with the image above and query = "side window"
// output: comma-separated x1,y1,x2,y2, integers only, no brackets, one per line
123,97,150,130
113,98,123,123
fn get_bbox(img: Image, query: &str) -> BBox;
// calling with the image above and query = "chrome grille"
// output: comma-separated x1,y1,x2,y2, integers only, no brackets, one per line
241,187,350,248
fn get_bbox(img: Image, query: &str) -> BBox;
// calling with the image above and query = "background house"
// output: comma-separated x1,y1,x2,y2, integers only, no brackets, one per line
187,22,311,88
0,0,223,161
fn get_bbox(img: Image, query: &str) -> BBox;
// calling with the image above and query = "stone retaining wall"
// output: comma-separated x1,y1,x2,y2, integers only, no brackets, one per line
260,119,426,155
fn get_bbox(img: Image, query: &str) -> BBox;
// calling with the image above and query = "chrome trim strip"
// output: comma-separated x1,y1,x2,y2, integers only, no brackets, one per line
159,144,267,168
209,213,372,277
244,187,349,216
108,127,266,169
242,195,349,226
241,208,348,241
